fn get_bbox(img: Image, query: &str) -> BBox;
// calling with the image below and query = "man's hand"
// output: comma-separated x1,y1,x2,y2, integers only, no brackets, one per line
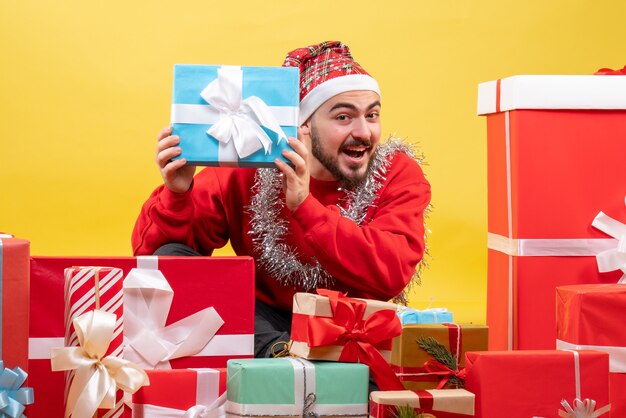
155,126,196,194
274,136,310,211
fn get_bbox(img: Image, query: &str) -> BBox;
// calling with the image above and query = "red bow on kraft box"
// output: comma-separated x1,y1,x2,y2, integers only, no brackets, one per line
289,289,404,390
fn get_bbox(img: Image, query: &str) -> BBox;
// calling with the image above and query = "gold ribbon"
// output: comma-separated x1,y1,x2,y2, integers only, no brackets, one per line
51,309,149,418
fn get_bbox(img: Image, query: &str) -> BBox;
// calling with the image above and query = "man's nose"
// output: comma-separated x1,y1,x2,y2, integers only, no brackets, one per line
351,116,371,140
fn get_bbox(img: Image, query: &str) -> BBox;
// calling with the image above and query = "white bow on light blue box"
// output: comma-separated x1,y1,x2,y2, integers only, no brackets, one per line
171,64,300,167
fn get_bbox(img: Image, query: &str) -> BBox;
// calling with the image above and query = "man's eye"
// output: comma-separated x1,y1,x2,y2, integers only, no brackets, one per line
336,115,349,121
368,112,380,119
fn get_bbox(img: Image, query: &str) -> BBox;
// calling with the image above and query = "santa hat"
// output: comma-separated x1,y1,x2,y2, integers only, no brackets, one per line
283,41,380,124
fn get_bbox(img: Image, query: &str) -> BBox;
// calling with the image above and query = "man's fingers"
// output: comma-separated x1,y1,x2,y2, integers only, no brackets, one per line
161,157,187,178
157,126,173,141
156,146,182,168
157,135,180,154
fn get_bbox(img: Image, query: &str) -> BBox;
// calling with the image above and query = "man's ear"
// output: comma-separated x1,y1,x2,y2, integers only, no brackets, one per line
298,121,311,138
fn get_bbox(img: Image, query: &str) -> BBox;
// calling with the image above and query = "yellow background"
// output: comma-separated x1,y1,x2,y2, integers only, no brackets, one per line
2,1,625,324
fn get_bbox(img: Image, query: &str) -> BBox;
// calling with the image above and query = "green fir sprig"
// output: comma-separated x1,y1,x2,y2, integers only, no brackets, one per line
393,404,433,418
416,336,465,388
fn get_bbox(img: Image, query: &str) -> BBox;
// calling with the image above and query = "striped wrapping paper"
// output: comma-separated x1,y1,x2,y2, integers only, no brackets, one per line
63,266,124,418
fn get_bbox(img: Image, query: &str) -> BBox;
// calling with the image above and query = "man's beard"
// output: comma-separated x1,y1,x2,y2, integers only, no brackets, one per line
310,124,374,190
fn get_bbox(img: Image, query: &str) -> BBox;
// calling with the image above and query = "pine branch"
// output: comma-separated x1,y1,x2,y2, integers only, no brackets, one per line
416,336,465,388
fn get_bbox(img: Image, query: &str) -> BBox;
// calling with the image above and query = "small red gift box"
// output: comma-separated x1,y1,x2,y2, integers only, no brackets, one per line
478,74,626,350
26,256,254,418
0,237,29,371
557,284,626,417
465,350,610,418
132,368,226,416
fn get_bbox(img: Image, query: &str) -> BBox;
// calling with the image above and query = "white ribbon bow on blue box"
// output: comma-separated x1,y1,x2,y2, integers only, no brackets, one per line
171,65,299,167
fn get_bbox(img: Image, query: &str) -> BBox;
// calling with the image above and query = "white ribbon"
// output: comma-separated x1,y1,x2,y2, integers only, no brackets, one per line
591,199,626,283
488,196,626,285
200,65,288,160
557,340,626,373
558,399,611,418
123,268,224,369
135,393,226,418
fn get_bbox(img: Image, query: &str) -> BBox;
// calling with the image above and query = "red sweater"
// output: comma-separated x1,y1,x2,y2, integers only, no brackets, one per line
132,152,431,311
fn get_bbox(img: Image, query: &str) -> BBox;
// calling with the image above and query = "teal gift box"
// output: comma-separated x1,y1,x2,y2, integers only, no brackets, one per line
397,307,453,324
226,358,369,417
171,64,299,167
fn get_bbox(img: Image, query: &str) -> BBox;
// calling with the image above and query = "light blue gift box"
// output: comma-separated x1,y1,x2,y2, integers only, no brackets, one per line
171,64,299,167
397,307,453,324
225,358,368,417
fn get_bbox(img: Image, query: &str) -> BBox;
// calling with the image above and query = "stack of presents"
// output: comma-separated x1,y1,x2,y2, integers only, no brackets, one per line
2,65,626,417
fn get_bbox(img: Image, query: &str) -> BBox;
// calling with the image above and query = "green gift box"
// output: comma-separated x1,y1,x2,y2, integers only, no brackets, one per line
226,358,369,417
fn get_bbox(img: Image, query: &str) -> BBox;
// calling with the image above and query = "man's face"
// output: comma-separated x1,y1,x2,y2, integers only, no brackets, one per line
303,90,382,188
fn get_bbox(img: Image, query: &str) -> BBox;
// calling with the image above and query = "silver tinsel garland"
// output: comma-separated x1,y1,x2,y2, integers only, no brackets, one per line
247,136,430,304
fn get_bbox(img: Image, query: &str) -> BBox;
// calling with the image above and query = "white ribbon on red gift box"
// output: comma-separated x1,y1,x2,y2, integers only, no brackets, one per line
122,262,224,369
135,393,226,418
171,65,295,162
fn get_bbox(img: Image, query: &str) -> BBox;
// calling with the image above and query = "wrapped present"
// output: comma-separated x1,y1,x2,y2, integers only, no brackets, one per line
51,310,148,418
290,289,404,390
226,358,368,417
478,74,626,350
390,324,487,391
369,389,474,418
557,284,626,416
62,266,125,417
465,350,610,418
0,360,34,417
27,256,254,418
132,368,226,417
397,307,453,325
0,237,29,371
171,64,299,167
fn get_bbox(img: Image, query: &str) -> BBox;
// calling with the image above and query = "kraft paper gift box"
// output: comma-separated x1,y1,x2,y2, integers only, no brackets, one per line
225,358,369,418
465,350,610,418
0,237,29,371
556,284,626,417
289,289,405,391
390,324,488,391
132,368,226,417
478,74,626,351
369,389,475,418
171,64,299,167
397,307,453,325
27,256,254,418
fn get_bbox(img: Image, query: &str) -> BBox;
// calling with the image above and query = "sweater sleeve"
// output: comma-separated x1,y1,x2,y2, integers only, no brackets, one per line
131,168,230,256
291,153,431,301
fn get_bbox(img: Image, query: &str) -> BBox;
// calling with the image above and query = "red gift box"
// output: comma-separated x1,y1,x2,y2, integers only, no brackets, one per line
478,75,626,350
133,368,226,416
465,350,610,418
557,284,626,417
26,256,254,418
0,237,29,371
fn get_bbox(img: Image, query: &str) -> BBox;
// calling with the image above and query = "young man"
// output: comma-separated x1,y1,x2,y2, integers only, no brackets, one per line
132,41,431,357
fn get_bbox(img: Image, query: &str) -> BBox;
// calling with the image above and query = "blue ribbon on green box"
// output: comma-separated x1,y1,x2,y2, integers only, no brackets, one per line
226,358,368,417
397,308,453,325
171,64,299,167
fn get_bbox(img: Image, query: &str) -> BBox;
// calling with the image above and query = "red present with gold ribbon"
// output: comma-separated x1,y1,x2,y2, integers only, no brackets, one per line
290,289,404,390
390,324,488,390
369,389,475,418
557,284,626,417
0,236,29,372
465,350,610,418
478,74,626,351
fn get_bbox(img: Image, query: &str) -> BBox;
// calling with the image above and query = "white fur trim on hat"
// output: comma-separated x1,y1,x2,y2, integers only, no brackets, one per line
299,74,380,124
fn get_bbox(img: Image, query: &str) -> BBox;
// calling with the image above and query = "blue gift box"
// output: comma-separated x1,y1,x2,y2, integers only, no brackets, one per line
171,64,300,167
397,308,453,324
